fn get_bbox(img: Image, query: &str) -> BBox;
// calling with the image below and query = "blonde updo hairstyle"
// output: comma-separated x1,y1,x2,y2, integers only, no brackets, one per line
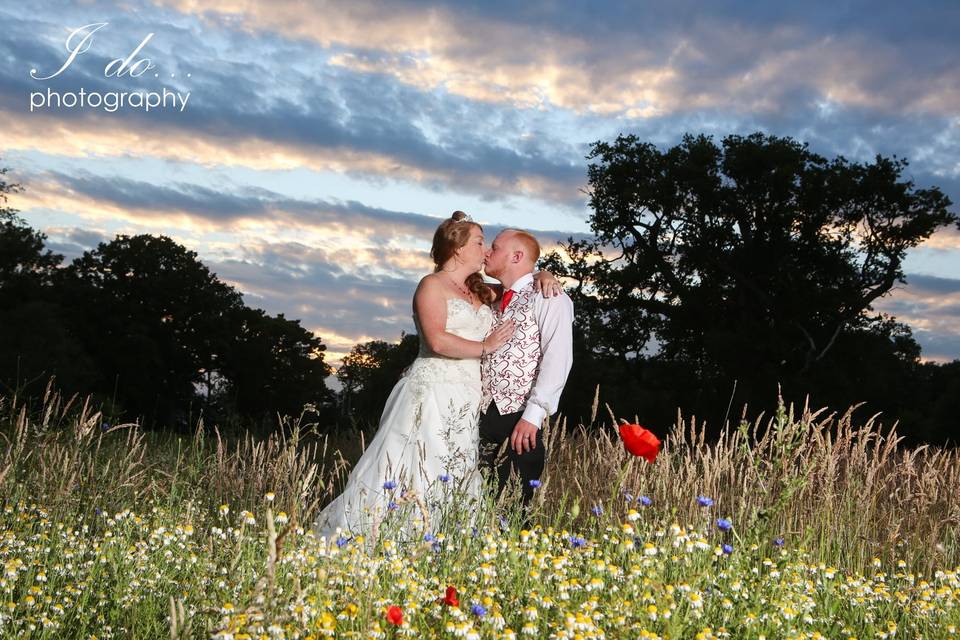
431,211,495,304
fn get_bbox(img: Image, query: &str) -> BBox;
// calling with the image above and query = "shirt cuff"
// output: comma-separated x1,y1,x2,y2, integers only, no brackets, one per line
521,403,548,429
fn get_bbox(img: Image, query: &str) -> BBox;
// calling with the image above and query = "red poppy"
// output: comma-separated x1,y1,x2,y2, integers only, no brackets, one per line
618,423,661,462
443,586,459,607
386,605,403,626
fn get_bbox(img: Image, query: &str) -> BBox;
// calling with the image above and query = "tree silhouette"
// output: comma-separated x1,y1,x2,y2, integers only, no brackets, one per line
59,235,245,425
218,307,334,425
544,133,957,432
337,333,419,425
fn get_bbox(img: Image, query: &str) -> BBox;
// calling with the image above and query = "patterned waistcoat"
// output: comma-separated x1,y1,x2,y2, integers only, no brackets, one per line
481,281,542,415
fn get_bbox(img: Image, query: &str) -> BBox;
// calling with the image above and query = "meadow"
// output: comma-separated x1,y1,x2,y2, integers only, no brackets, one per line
1,384,959,639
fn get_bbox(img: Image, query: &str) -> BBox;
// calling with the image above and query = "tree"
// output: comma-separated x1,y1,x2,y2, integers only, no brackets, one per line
61,235,246,425
0,167,62,308
337,333,419,424
0,164,95,395
544,133,956,428
217,307,334,425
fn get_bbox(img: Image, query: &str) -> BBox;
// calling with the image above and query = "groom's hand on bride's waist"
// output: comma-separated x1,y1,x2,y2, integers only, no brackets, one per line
510,418,540,454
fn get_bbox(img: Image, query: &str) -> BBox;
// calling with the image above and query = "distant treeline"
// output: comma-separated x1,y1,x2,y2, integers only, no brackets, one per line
1,168,334,430
3,131,960,442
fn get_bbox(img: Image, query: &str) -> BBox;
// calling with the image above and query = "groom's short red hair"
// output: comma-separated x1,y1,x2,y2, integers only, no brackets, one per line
505,229,540,265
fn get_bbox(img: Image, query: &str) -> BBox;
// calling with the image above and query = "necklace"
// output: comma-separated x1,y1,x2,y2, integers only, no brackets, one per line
446,275,472,299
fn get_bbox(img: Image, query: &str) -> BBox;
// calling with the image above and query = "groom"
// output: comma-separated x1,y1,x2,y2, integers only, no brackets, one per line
480,229,574,505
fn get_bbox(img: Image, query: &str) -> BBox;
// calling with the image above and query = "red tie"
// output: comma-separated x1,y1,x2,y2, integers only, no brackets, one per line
499,289,514,313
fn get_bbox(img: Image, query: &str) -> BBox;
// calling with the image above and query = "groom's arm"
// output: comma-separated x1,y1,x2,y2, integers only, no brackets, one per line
510,294,573,453
522,294,574,427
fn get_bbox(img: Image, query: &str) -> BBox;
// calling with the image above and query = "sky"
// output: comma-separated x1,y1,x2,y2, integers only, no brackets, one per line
3,0,959,367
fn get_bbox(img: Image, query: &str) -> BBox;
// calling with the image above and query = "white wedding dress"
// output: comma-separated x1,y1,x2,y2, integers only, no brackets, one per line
314,298,494,540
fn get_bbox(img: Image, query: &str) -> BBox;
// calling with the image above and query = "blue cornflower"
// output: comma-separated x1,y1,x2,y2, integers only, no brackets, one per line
638,495,652,507
569,536,587,548
697,495,714,507
529,479,541,488
716,518,733,532
439,473,451,483
383,480,397,490
432,541,442,553
773,537,785,547
101,422,110,431
591,505,603,516
623,492,634,502
424,533,436,542
387,501,399,511
95,507,103,516
722,543,734,555
336,535,351,548
471,604,487,617
498,515,509,530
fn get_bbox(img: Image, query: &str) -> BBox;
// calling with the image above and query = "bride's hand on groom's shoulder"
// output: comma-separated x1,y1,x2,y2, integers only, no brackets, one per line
533,270,563,297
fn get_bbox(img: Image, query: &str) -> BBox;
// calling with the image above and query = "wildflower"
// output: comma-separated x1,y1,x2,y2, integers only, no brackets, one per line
591,505,603,516
275,511,289,525
439,474,451,483
383,480,397,491
722,543,734,555
569,536,587,549
697,496,714,508
387,501,399,511
385,605,403,626
424,533,436,542
773,537,785,547
444,586,459,607
716,518,732,532
639,495,652,506
618,423,661,462
336,536,351,548
265,492,275,503
528,479,541,488
471,604,487,617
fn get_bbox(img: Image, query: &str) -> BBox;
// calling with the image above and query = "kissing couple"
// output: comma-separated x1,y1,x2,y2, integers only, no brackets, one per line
314,211,574,539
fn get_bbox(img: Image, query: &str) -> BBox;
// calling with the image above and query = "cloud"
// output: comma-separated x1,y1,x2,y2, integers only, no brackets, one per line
875,273,960,362
152,0,960,118
0,9,588,207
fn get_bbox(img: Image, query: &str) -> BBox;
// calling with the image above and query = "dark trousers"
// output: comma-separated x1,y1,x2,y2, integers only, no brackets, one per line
479,401,545,506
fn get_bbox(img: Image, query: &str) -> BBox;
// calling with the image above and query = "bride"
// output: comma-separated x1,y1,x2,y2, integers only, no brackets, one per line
314,212,519,540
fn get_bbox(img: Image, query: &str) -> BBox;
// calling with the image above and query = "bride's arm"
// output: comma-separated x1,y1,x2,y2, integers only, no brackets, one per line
533,270,563,297
414,276,513,359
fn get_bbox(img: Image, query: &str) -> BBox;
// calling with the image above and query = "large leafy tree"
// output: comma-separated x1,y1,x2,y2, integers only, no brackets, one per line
545,133,956,425
61,235,246,425
218,307,334,424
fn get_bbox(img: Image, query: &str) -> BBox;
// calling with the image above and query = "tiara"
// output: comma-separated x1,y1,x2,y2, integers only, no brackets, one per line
452,212,473,223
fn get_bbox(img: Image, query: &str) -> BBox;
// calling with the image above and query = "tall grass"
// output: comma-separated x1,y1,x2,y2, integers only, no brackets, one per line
3,384,960,637
3,383,957,572
0,382,349,528
537,391,960,575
